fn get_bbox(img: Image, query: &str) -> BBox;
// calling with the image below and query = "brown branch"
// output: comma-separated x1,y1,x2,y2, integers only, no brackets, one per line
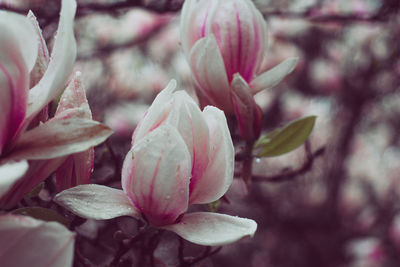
261,10,388,23
109,226,147,266
252,144,325,183
77,22,168,60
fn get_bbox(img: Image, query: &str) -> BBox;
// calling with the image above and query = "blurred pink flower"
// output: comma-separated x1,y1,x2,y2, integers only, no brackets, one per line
55,80,257,246
180,0,298,140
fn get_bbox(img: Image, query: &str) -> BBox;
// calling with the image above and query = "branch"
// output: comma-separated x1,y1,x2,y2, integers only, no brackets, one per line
252,144,325,183
76,0,184,16
261,10,388,23
77,22,168,60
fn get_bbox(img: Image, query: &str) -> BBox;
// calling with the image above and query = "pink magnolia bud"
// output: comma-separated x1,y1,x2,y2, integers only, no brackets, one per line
55,81,257,246
181,0,267,85
124,80,234,226
180,0,298,140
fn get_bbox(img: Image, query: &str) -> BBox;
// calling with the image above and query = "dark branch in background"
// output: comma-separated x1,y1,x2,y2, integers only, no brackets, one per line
252,144,326,183
1,0,398,29
77,22,168,60
261,0,400,23
261,10,388,24
76,0,184,16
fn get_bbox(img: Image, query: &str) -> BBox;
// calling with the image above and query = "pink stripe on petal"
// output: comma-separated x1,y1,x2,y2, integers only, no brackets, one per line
122,125,191,226
0,38,29,154
189,106,234,204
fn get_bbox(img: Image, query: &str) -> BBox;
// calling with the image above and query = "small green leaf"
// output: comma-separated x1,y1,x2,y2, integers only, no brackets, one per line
11,207,69,227
24,182,44,199
255,128,281,148
257,116,316,157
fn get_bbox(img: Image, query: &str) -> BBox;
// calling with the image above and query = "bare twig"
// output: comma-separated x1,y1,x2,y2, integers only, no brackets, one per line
109,226,147,266
77,23,168,60
252,145,326,183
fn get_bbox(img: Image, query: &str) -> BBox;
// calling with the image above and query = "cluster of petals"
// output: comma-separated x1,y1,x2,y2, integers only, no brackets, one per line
180,0,298,140
0,0,112,208
55,81,257,246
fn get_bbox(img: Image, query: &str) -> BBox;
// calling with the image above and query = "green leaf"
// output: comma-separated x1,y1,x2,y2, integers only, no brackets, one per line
11,207,69,227
257,116,317,157
255,128,281,148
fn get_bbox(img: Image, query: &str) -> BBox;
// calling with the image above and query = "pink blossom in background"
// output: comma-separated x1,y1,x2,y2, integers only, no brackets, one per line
55,80,257,246
180,0,298,140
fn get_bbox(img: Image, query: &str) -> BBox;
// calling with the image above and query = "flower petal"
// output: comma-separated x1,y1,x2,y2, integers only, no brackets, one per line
55,149,94,192
54,184,140,220
54,72,94,191
7,118,112,161
0,11,38,71
163,212,257,246
189,35,233,112
131,80,176,144
180,0,216,56
27,11,50,87
189,106,234,204
122,125,191,226
0,13,37,153
250,57,298,94
231,73,262,141
0,214,74,267
55,71,92,118
0,161,28,198
166,91,210,198
0,158,66,209
26,0,77,123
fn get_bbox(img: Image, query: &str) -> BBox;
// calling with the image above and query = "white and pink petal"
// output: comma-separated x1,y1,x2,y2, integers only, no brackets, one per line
0,158,66,209
0,160,28,199
189,106,234,204
163,212,257,246
26,0,77,124
27,11,50,87
231,73,262,141
166,91,210,194
189,35,233,112
7,118,112,161
131,80,176,144
54,184,140,220
250,57,298,94
0,14,37,154
122,125,191,226
55,72,92,118
0,214,74,267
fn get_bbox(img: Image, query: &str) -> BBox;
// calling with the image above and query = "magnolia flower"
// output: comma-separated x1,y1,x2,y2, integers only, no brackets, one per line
180,0,298,140
0,0,112,208
0,214,74,267
55,80,257,246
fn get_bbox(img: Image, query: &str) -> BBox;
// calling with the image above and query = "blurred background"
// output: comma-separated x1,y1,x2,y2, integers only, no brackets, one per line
1,0,400,266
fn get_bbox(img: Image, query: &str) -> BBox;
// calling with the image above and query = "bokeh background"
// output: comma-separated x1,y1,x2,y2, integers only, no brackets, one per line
1,0,400,266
